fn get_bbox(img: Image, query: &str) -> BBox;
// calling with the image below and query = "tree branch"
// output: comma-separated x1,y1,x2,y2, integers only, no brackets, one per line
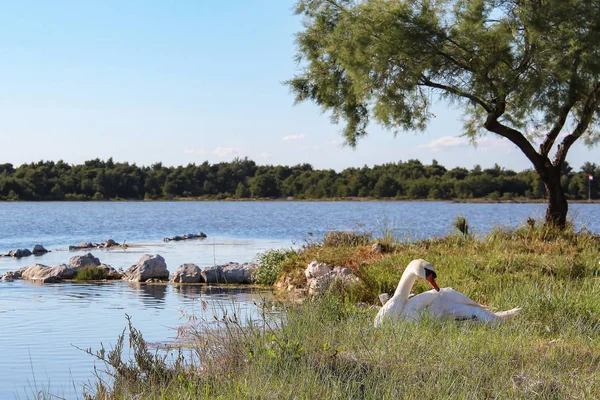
540,102,575,156
436,50,476,74
324,0,348,13
540,50,582,156
554,81,600,166
484,100,544,171
418,76,492,112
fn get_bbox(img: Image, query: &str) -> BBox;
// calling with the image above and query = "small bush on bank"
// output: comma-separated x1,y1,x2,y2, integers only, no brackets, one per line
453,215,469,236
74,266,107,281
321,231,372,247
253,248,297,286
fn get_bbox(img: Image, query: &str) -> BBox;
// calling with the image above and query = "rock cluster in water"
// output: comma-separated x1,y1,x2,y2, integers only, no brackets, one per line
68,239,127,250
0,245,49,258
1,251,259,286
170,262,257,284
0,253,120,283
163,232,207,242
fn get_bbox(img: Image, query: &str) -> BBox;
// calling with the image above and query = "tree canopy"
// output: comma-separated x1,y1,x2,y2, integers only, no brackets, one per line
0,158,597,202
288,0,600,227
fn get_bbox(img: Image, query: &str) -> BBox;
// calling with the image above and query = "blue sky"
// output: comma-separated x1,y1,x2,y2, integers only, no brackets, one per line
0,0,596,172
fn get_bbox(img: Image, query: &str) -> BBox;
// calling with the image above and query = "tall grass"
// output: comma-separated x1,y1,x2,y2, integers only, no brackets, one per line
83,223,600,399
453,215,469,236
74,266,108,281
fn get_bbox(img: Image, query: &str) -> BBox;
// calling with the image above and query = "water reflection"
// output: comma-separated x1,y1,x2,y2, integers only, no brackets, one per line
128,283,168,306
172,284,272,303
172,283,205,300
1,280,276,400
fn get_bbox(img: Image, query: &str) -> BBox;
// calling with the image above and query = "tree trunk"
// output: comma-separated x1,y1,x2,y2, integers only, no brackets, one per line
543,167,568,229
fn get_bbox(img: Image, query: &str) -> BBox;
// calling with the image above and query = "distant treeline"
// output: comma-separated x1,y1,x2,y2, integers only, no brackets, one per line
0,158,597,201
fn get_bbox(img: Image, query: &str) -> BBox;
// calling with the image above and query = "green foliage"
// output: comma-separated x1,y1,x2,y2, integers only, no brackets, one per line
253,248,297,286
0,158,597,201
321,231,372,247
74,266,108,281
6,190,19,201
289,0,600,227
289,0,600,147
453,215,470,236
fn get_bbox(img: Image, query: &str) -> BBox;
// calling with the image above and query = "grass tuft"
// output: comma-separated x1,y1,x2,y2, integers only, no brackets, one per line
322,231,372,247
74,266,107,281
453,215,469,236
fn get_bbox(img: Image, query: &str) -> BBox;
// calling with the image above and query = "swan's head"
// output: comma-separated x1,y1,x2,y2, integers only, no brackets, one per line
408,259,440,292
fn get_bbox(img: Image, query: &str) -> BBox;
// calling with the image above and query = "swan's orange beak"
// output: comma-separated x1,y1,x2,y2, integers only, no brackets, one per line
426,274,440,292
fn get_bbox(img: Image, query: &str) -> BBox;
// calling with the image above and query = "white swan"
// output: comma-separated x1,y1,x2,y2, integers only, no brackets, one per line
374,259,521,327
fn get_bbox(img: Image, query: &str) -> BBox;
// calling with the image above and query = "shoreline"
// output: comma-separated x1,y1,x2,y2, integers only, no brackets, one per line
1,197,599,204
75,226,600,399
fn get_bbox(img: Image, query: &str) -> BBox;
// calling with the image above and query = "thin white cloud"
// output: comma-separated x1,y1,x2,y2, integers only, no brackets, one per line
213,147,242,157
255,152,272,159
418,136,468,152
477,137,512,153
184,148,207,155
282,134,306,141
418,135,512,153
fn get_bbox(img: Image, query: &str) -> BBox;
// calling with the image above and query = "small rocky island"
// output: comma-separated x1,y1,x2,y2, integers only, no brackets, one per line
68,239,127,250
2,232,208,259
0,245,49,258
163,232,207,242
0,252,258,285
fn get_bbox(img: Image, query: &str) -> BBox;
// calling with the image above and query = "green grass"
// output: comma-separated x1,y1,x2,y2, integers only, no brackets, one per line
83,223,600,399
74,266,108,281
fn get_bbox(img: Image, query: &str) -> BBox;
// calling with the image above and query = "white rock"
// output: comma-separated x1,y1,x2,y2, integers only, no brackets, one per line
379,293,390,306
305,261,331,280
333,266,353,276
171,263,203,283
307,265,361,297
371,243,383,254
98,264,121,279
68,253,101,268
19,264,73,283
221,262,256,284
123,254,169,282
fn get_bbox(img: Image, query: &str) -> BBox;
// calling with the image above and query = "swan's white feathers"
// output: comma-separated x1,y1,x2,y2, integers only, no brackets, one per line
373,260,521,327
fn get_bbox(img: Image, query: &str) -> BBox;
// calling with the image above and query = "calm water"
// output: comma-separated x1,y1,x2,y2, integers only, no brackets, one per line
1,201,599,399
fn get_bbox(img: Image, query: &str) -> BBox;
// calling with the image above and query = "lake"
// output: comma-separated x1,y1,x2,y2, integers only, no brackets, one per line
1,201,599,399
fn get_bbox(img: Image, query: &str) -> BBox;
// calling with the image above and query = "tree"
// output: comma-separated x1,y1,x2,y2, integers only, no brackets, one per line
249,174,280,198
235,181,251,198
288,0,600,228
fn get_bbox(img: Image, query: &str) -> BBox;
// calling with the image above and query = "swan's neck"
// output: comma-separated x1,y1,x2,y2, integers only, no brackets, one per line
393,270,418,300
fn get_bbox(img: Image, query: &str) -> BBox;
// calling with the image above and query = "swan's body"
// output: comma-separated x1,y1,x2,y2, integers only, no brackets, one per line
374,259,521,327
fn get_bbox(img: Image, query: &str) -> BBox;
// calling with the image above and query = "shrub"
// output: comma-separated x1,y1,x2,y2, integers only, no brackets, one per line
321,231,372,247
453,215,469,236
74,266,108,281
253,248,297,286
